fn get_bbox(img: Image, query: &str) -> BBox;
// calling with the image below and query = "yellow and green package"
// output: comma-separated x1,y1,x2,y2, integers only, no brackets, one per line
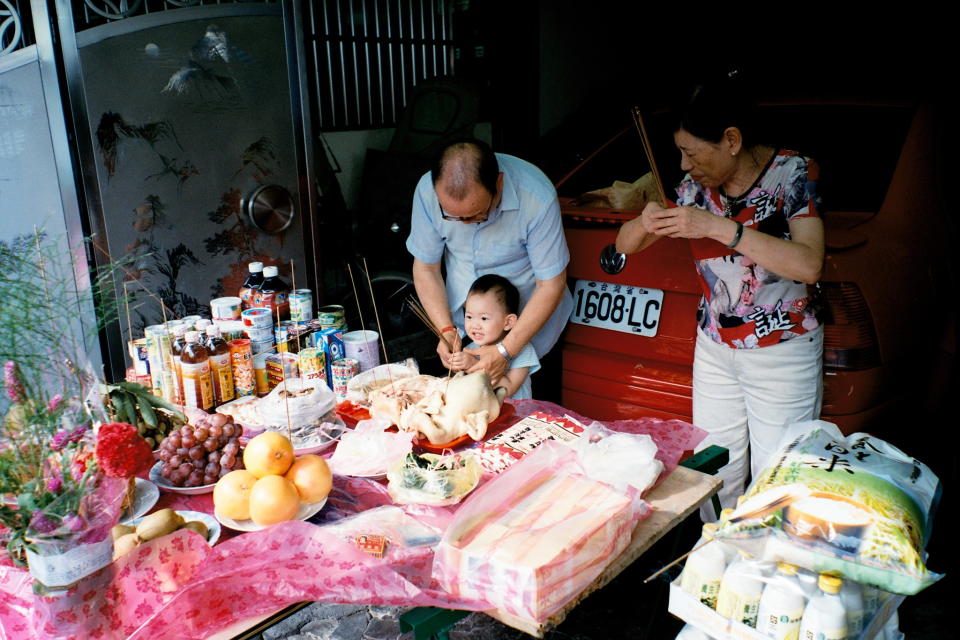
715,421,942,595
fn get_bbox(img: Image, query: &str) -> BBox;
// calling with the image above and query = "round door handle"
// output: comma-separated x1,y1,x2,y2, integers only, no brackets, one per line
600,243,626,275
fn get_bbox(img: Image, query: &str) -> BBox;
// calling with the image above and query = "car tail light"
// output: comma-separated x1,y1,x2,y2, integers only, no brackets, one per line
819,282,881,370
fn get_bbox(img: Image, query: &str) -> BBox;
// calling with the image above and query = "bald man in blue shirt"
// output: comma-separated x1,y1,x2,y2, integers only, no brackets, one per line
406,139,573,384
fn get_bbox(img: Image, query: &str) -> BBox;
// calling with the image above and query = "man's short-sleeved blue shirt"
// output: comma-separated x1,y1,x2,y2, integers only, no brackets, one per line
406,153,573,357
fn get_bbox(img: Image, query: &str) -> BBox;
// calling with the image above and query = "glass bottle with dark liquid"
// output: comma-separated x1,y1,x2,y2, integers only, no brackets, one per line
256,265,291,320
239,261,264,310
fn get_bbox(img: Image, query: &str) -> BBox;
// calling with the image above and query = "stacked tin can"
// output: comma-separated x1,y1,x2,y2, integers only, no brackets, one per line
144,324,176,402
241,308,275,354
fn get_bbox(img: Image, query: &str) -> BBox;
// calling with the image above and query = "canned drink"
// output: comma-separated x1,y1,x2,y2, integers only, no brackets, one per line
128,338,150,377
210,296,243,321
160,370,177,404
252,353,270,397
316,305,345,327
241,307,274,329
331,357,359,401
275,320,296,353
298,347,326,384
229,339,255,397
290,289,314,323
314,328,344,388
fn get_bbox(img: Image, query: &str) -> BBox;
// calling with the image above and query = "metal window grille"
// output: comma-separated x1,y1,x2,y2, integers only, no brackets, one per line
1,0,33,55
305,0,455,131
71,0,278,30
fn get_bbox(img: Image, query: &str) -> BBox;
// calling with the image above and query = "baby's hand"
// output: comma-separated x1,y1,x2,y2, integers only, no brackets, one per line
447,351,467,371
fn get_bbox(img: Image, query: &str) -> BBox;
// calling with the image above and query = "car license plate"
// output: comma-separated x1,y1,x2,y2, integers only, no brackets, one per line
569,279,664,337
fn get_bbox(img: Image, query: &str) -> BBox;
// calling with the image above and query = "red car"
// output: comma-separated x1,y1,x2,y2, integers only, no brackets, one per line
558,101,953,435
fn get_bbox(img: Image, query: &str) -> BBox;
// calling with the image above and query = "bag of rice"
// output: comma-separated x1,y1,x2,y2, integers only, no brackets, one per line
714,420,942,595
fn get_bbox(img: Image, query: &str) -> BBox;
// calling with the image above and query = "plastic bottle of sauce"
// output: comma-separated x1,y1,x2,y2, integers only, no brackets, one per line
170,324,188,405
798,574,847,640
180,330,214,411
239,261,264,310
757,562,806,639
256,265,290,320
680,523,728,610
716,551,764,628
205,325,235,406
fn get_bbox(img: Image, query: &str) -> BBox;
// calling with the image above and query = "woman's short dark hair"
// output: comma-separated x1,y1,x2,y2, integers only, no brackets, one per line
468,274,520,315
676,71,759,148
431,138,500,197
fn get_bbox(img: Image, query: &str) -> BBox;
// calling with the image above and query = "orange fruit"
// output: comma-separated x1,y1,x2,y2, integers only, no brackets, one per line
284,455,333,503
242,431,295,478
213,470,258,520
248,475,300,526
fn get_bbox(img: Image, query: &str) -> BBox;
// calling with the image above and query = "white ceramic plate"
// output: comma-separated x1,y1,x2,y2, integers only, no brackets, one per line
120,478,160,524
132,510,220,546
214,497,327,532
149,461,216,495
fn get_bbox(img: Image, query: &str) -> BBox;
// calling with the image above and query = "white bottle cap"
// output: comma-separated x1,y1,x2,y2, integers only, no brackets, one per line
249,261,264,273
185,331,200,343
263,266,279,278
205,325,221,337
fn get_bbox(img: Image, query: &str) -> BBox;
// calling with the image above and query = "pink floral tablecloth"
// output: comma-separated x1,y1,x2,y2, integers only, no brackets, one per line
0,401,705,639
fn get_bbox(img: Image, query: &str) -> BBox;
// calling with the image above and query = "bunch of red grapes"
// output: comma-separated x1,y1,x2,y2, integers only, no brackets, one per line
157,414,245,487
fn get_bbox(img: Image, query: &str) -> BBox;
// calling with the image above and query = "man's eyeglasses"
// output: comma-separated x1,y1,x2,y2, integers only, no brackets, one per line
439,191,495,223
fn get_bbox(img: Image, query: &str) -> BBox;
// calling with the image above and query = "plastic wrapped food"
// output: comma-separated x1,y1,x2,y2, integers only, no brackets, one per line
433,440,650,623
327,418,413,477
714,421,942,595
387,452,482,506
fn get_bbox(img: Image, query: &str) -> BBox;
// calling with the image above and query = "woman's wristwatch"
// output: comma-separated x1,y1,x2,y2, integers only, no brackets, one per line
496,342,513,362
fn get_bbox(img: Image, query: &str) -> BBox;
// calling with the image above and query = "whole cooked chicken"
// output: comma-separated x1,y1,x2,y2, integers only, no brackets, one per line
368,371,507,444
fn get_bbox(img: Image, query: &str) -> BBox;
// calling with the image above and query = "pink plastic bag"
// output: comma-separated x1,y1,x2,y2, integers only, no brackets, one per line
433,440,651,623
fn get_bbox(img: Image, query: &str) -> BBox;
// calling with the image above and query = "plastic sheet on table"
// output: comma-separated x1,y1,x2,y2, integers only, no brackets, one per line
1,521,491,640
507,399,706,477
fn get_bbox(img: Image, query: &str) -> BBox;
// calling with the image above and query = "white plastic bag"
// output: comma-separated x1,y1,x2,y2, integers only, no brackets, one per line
258,377,336,427
570,420,664,495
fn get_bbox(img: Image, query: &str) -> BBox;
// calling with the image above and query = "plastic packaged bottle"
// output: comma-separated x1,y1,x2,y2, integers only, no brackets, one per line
757,562,806,639
716,551,764,628
796,567,819,600
675,623,716,639
798,574,847,640
862,584,881,619
256,265,290,320
180,330,214,411
838,576,864,637
680,523,728,609
205,325,235,406
239,261,264,309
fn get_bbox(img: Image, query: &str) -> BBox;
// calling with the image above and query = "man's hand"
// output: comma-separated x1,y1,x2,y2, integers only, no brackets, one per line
436,332,463,370
464,344,509,381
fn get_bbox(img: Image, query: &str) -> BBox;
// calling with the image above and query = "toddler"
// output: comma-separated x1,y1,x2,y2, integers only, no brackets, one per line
448,274,540,399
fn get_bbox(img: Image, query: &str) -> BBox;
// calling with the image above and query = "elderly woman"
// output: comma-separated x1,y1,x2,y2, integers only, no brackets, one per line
616,76,825,518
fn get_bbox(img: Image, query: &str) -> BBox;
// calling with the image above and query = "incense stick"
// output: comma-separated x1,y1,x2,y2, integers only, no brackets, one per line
643,538,714,584
289,259,302,353
631,106,668,207
361,258,390,365
347,263,378,389
276,303,293,442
